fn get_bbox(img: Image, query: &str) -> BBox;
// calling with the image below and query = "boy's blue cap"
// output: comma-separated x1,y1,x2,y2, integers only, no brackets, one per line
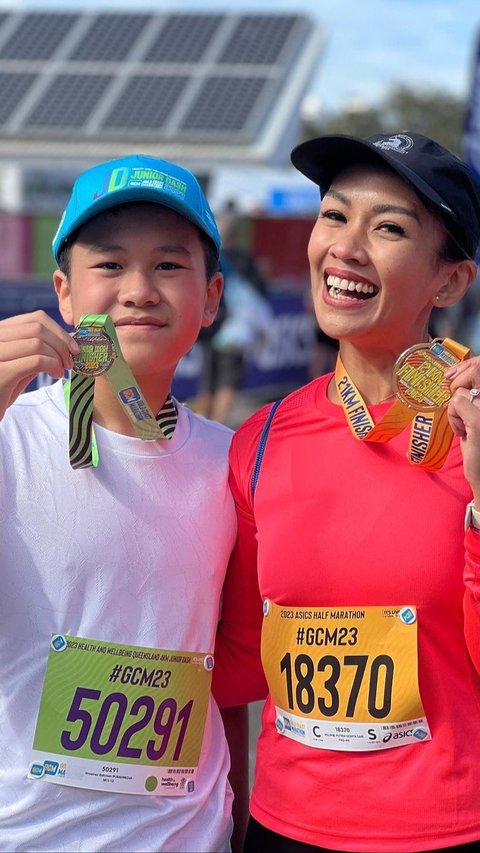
52,154,221,262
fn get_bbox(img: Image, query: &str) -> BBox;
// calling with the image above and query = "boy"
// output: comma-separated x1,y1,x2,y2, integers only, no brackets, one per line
0,155,238,852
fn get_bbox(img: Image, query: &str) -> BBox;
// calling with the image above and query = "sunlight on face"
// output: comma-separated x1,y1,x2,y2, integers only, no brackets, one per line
307,164,453,351
55,203,222,380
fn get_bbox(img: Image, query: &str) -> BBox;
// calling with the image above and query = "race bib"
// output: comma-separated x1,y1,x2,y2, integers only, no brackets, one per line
28,634,213,795
261,601,431,751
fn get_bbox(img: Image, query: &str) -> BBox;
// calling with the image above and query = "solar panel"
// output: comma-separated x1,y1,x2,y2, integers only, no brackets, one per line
218,15,299,65
180,75,270,137
69,14,152,62
23,74,114,131
0,9,323,164
0,13,78,60
0,72,36,124
102,75,189,132
144,14,223,63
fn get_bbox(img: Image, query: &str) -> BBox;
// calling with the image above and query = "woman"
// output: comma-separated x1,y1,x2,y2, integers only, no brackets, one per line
214,132,480,852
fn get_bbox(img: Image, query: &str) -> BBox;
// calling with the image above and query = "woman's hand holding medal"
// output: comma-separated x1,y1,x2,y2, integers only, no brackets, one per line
446,358,480,496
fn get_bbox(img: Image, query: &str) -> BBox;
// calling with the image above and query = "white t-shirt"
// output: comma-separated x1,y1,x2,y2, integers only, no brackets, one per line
0,380,237,853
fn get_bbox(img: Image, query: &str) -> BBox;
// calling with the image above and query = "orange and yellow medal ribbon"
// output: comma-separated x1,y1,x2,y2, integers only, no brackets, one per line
335,338,470,471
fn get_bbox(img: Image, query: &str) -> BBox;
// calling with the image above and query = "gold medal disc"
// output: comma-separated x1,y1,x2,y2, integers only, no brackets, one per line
72,328,115,376
393,342,453,412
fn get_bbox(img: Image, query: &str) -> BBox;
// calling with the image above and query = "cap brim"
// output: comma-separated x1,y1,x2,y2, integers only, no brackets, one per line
54,186,220,261
290,135,456,221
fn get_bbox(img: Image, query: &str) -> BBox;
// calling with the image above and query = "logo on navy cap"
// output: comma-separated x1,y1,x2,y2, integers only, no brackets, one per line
373,134,414,154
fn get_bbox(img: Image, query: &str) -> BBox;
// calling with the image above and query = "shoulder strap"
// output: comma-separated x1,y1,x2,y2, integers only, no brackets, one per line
251,398,282,498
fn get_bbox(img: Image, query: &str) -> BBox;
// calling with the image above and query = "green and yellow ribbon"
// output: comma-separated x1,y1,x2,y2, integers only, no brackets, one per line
66,314,176,469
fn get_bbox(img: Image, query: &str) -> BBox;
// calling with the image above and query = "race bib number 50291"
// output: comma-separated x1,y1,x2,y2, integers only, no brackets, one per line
28,635,213,795
261,601,430,751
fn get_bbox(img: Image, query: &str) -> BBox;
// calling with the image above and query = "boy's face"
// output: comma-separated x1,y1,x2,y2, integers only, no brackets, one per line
53,202,222,381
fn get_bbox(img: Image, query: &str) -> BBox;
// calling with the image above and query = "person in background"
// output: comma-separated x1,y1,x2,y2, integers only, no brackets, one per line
214,132,480,852
195,204,271,426
0,154,246,853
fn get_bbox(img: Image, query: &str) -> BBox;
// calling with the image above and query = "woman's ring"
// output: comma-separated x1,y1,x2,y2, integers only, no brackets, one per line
470,388,480,401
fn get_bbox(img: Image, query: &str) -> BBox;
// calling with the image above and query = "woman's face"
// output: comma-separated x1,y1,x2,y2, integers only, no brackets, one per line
308,163,453,353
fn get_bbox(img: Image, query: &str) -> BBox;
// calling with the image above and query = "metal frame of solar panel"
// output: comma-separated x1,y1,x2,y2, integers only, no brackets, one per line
0,9,323,163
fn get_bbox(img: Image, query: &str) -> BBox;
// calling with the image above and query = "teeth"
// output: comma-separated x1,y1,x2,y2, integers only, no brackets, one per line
326,275,376,297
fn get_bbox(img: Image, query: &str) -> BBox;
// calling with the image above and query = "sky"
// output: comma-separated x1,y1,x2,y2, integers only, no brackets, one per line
1,0,480,116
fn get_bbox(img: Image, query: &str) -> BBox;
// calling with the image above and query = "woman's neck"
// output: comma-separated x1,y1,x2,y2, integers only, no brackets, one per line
328,338,427,406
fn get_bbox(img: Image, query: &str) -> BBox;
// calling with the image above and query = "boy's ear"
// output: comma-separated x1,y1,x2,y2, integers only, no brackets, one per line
201,271,224,328
53,269,74,327
434,259,477,308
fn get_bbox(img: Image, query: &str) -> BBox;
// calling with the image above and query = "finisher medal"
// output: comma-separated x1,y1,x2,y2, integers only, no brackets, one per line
71,326,116,376
66,314,169,469
335,337,470,471
393,339,459,412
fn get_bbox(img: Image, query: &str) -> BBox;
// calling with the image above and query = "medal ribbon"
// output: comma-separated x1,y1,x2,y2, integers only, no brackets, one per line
335,338,470,471
66,314,175,469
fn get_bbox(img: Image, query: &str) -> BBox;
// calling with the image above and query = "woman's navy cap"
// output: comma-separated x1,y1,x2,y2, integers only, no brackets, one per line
52,154,221,262
291,131,480,258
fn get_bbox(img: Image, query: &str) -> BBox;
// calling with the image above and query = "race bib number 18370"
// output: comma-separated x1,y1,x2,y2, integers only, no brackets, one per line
261,601,431,751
